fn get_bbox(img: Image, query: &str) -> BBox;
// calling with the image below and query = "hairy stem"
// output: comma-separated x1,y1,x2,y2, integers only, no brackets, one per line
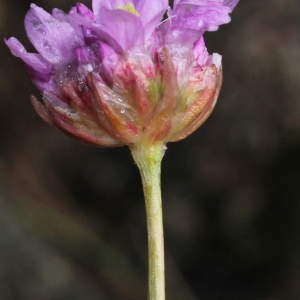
130,142,165,300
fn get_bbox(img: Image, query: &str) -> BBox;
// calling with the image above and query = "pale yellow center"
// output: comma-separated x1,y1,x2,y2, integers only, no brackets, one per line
115,2,139,16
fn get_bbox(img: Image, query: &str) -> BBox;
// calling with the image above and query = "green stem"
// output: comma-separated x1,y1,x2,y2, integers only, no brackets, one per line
130,142,166,300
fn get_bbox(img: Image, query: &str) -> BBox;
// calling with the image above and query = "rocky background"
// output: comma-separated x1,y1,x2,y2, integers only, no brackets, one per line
1,0,300,299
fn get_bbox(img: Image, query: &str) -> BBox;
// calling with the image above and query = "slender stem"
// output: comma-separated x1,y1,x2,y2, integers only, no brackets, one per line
130,142,166,300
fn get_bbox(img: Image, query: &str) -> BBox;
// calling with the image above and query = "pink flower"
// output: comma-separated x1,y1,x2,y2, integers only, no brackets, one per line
5,0,239,146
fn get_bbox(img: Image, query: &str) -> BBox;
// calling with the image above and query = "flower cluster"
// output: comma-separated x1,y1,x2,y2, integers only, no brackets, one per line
6,0,239,147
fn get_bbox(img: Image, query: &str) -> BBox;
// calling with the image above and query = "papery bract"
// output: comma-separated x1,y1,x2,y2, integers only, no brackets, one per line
5,0,239,147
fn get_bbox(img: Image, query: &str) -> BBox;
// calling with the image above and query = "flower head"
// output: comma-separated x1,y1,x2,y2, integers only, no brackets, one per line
5,0,239,147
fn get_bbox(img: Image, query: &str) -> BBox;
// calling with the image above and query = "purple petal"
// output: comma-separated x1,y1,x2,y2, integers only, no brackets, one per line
93,0,167,44
25,4,84,65
5,37,56,92
73,3,95,21
93,0,167,19
69,7,123,52
133,0,167,40
29,72,56,93
222,0,240,10
75,46,94,65
172,2,231,31
163,0,238,45
69,5,99,45
92,0,123,15
174,0,238,11
69,3,99,45
97,41,116,61
97,42,120,84
52,7,84,38
96,7,144,51
193,36,212,67
5,37,51,73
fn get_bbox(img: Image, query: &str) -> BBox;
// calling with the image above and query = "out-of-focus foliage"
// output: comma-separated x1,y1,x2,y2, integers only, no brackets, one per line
0,0,300,299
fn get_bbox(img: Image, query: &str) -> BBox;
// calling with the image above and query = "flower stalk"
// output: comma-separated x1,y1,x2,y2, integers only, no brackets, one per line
5,1,240,299
130,142,165,300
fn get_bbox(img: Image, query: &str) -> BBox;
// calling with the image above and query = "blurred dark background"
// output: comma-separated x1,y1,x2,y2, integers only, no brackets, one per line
1,0,300,299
